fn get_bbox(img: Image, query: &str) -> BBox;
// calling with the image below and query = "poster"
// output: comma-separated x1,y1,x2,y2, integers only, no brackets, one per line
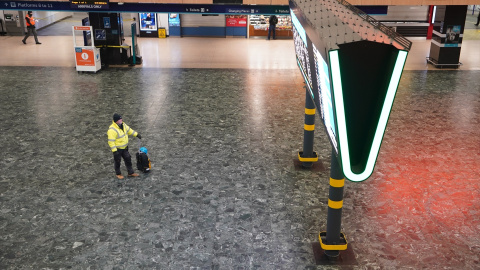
140,13,156,31
75,47,95,66
103,17,111,28
445,25,461,47
226,15,247,27
169,13,180,27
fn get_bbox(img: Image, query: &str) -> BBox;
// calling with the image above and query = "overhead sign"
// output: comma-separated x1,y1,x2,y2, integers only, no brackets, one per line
1,1,289,14
70,0,109,10
289,0,411,182
2,1,386,15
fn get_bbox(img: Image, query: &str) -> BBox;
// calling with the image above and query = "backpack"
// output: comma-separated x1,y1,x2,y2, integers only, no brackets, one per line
136,151,151,173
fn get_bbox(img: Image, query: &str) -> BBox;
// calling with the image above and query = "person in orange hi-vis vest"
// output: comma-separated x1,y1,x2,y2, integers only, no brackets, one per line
22,11,41,45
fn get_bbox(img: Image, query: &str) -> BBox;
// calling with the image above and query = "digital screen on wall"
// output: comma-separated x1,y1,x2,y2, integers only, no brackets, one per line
169,13,180,27
139,13,156,31
313,44,337,153
291,9,313,98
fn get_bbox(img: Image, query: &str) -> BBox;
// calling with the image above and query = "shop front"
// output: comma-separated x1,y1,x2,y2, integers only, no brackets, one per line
249,15,292,38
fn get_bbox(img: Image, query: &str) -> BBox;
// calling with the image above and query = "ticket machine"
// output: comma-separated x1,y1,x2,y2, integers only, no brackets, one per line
3,11,24,36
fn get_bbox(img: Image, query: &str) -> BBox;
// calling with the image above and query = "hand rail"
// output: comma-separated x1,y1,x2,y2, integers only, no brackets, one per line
336,0,412,51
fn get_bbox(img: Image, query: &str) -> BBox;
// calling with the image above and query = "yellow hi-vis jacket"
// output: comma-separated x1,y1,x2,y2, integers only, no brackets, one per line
107,121,138,152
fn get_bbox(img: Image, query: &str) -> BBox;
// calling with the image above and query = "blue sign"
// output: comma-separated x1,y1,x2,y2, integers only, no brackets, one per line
169,13,180,27
95,29,106,40
103,17,110,28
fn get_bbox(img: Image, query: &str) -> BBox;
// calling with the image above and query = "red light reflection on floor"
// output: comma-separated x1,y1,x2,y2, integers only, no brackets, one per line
357,115,480,266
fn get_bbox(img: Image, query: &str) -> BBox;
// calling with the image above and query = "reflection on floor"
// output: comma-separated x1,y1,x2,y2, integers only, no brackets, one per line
0,12,479,270
2,35,480,70
0,66,479,269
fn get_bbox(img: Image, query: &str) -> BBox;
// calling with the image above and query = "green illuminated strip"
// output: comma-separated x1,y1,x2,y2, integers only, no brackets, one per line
329,50,408,182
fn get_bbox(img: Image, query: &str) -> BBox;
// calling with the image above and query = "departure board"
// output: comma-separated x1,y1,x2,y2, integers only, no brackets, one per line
70,0,109,9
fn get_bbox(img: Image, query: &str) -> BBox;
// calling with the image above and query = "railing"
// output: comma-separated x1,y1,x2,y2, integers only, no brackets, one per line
337,0,412,51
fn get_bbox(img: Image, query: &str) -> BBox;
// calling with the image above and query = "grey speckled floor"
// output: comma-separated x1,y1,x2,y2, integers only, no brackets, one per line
0,67,479,269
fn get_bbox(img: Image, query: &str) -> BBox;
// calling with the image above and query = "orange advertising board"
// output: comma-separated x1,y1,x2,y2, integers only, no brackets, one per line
75,48,95,66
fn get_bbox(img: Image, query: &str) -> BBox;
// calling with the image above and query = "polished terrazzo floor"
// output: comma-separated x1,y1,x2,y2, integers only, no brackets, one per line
1,11,480,270
0,66,479,269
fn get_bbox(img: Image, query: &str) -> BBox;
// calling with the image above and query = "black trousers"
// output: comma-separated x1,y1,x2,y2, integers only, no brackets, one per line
114,148,134,175
23,27,39,43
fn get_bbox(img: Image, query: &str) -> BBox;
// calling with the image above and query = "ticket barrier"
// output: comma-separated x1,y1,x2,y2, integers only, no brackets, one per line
72,26,101,73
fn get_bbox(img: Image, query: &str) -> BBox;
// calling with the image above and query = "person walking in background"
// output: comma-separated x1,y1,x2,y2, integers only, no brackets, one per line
107,113,142,179
268,15,278,40
22,11,41,44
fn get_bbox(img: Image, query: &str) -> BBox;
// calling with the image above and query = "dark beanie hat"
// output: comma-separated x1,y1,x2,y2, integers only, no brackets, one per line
113,113,122,122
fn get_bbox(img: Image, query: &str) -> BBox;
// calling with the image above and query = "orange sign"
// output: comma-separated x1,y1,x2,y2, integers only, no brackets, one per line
74,26,91,31
75,48,95,66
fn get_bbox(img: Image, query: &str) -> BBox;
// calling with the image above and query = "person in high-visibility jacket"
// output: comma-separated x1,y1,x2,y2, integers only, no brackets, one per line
22,11,41,45
108,113,142,179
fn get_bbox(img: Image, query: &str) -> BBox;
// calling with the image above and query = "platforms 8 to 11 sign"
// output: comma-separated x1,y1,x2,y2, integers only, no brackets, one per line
290,0,411,182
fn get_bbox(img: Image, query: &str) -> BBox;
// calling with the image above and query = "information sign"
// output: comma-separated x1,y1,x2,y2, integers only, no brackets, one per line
312,44,337,153
70,0,109,10
289,2,410,182
291,9,338,154
291,11,312,97
75,47,95,66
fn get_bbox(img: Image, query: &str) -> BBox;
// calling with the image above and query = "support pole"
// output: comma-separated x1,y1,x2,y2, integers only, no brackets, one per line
324,149,346,259
131,23,136,66
298,88,318,167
